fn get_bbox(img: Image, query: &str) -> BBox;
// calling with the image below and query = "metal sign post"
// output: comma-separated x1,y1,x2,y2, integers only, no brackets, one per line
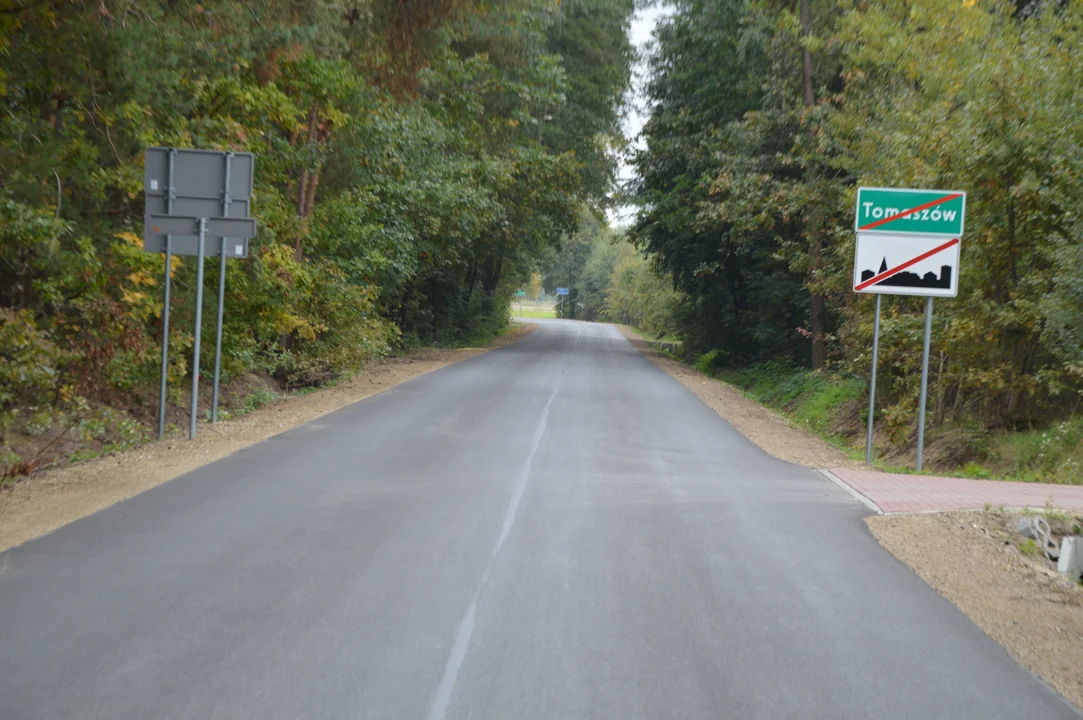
865,294,881,465
916,297,934,470
211,153,233,424
556,287,569,317
853,187,965,469
144,148,256,440
190,219,207,440
157,149,176,438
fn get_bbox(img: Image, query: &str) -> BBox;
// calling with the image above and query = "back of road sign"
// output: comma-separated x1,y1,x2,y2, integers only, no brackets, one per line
143,148,256,257
144,148,254,207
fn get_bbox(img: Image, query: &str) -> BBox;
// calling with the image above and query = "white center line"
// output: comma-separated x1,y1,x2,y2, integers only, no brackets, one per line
424,328,579,720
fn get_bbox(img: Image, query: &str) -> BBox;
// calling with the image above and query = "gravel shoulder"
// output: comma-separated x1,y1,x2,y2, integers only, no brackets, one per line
616,325,858,469
0,324,535,552
869,512,1083,711
619,324,1082,713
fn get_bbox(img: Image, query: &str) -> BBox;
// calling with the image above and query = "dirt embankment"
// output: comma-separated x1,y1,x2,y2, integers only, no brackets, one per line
0,325,534,552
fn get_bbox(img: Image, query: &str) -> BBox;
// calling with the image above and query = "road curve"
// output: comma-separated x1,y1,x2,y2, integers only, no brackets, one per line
0,319,1078,719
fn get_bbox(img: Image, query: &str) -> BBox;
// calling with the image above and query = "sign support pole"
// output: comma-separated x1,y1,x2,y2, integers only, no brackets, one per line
212,237,226,423
158,239,172,438
157,149,176,439
916,296,933,470
190,218,207,441
211,154,232,424
865,294,881,465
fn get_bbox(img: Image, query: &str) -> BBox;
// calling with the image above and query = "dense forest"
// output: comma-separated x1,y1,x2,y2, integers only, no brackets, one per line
0,0,636,467
546,0,1083,477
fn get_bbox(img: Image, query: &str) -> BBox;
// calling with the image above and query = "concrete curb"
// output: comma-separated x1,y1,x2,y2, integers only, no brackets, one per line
818,469,882,515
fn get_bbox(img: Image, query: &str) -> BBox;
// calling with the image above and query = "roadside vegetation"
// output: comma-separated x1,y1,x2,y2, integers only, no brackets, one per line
541,213,683,338
515,306,558,320
0,0,636,479
716,363,1083,484
547,0,1083,482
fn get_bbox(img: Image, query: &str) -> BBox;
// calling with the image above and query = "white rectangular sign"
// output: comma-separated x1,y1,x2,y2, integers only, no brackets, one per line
853,232,960,297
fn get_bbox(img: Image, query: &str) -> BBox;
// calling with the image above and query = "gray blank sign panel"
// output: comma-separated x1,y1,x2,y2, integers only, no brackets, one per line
143,147,257,257
142,236,250,258
143,215,256,258
144,148,254,203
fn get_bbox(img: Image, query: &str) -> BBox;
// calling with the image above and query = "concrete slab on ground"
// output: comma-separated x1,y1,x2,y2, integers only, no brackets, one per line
830,468,1083,514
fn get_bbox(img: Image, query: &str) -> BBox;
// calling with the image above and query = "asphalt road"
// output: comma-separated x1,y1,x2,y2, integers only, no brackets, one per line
1,320,1078,719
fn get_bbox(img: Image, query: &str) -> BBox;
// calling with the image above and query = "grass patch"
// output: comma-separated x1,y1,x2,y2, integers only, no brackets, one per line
1018,538,1041,556
242,386,280,414
515,306,557,319
716,362,864,438
691,354,1083,484
986,417,1083,484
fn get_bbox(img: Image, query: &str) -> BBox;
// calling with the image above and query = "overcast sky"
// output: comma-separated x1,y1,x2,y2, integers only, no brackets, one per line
609,4,671,227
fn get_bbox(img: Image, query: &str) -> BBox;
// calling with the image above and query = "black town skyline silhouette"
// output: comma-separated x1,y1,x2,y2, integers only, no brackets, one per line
861,257,952,290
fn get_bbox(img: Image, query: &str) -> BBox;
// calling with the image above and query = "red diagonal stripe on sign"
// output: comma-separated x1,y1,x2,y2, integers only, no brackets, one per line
855,238,960,291
858,192,963,231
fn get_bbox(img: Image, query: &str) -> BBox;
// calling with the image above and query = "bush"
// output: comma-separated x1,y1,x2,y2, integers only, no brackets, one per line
0,309,66,430
696,349,728,375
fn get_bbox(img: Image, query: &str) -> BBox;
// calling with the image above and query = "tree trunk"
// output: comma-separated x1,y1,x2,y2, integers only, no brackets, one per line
292,103,321,263
809,270,826,368
304,170,320,217
801,0,826,369
935,351,948,423
800,0,815,108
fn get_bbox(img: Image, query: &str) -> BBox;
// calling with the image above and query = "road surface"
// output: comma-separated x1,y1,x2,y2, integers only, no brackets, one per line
1,320,1078,719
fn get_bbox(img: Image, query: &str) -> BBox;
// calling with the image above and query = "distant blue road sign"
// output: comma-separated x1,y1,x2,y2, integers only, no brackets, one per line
556,287,569,295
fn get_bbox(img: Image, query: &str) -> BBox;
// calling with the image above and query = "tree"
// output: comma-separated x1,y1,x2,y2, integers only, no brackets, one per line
628,0,1083,436
0,0,637,444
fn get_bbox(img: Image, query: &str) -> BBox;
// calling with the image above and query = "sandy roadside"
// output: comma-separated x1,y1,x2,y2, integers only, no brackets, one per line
0,324,535,552
869,512,1083,710
618,324,1082,712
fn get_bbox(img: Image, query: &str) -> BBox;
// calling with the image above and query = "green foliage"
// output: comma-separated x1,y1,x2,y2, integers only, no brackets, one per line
990,417,1083,484
964,462,993,480
695,350,727,376
601,245,684,338
0,0,635,452
243,387,280,415
1018,538,1041,557
517,307,558,319
630,0,1083,454
540,212,685,335
0,309,65,429
719,362,863,437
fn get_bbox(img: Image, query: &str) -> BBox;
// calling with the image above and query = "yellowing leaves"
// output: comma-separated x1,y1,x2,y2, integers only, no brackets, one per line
274,312,318,341
121,289,147,306
128,271,156,287
57,384,75,403
115,232,141,247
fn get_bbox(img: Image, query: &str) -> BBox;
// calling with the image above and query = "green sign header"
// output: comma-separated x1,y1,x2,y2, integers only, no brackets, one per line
855,187,966,237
